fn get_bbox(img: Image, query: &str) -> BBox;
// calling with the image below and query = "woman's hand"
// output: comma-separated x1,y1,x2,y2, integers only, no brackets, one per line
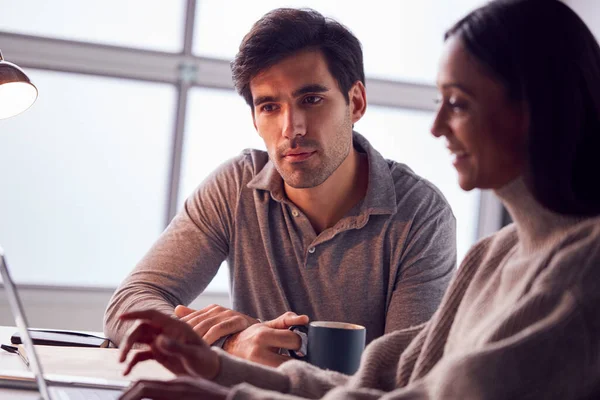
118,309,220,380
119,376,230,400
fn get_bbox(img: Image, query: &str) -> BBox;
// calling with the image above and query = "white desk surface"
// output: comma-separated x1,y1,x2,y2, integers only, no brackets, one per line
1,325,40,398
0,325,174,399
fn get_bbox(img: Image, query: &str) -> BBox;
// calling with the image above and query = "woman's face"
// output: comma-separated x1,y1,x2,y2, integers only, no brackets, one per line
431,36,528,191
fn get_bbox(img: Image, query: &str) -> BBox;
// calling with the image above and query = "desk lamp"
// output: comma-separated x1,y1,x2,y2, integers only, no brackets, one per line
0,49,38,119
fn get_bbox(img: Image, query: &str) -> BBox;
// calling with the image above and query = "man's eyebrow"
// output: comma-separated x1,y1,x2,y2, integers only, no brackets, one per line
253,84,331,107
292,84,330,98
253,95,277,107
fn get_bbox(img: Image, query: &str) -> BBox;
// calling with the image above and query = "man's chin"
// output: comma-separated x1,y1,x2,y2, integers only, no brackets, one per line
283,180,316,189
282,173,327,189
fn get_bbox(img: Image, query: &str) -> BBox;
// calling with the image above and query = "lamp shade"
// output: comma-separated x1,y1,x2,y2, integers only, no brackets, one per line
0,50,38,119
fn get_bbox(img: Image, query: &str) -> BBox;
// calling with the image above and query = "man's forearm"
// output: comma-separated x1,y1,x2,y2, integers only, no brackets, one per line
103,284,177,345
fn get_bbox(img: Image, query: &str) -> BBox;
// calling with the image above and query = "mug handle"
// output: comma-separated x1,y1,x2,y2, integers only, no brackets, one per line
287,325,308,359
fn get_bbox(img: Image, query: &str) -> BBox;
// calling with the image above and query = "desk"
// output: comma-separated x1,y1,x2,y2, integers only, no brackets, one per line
1,326,41,399
0,325,174,398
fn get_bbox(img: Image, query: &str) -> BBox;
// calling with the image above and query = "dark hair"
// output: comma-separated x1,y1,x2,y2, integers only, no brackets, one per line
446,0,600,216
231,8,364,109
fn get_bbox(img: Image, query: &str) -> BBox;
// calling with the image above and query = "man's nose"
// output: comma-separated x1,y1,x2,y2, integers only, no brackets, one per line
282,106,307,139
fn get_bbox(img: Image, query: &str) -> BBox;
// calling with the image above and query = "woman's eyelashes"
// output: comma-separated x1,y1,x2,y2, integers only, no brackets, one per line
448,96,468,112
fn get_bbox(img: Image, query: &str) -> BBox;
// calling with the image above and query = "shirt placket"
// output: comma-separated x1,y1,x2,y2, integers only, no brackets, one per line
288,205,362,268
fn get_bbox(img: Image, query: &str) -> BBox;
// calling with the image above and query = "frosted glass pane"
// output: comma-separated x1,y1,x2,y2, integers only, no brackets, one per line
355,107,479,264
179,88,265,204
194,0,485,83
0,70,176,286
0,0,185,52
179,88,265,293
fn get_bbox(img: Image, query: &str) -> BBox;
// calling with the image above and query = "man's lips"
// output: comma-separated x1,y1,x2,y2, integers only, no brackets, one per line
282,150,316,162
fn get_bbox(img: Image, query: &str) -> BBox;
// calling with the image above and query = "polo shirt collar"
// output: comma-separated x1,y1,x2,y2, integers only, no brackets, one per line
247,131,398,215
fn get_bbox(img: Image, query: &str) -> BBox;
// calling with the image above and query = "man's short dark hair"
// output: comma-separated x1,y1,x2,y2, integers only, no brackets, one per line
231,8,364,109
447,0,600,216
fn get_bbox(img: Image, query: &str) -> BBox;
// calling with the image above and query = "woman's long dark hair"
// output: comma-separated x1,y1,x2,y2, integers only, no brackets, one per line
447,0,600,216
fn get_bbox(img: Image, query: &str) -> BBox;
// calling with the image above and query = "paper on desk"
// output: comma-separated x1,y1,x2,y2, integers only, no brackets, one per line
21,345,175,383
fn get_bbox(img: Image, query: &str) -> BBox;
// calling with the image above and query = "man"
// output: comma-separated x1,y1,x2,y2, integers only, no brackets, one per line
104,8,456,367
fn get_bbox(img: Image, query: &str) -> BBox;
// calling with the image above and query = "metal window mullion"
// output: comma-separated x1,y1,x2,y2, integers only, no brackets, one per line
365,78,437,111
163,0,198,226
0,31,183,83
182,0,197,55
165,81,191,226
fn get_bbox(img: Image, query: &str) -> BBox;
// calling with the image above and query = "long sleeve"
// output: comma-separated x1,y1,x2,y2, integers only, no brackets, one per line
320,286,597,400
103,159,244,344
213,324,427,400
384,204,456,334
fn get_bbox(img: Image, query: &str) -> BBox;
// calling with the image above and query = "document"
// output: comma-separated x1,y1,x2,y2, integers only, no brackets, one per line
21,345,174,383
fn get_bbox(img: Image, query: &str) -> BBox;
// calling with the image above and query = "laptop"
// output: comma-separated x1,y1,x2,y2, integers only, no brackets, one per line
0,246,126,399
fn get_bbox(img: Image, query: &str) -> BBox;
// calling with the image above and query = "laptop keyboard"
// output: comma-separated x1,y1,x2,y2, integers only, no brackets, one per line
49,386,122,400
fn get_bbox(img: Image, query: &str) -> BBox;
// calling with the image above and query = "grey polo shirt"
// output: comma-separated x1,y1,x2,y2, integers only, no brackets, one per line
104,132,457,345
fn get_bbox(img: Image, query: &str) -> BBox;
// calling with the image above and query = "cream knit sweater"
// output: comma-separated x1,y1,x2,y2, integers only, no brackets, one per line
212,177,600,399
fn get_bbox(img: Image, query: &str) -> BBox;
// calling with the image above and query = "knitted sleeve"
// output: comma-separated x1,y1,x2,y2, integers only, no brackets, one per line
216,324,427,399
319,288,594,399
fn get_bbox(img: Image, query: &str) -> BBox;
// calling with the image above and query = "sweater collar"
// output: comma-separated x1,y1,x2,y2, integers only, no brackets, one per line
494,176,585,254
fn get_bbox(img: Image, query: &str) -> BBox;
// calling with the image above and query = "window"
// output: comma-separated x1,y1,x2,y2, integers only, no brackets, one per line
0,70,175,286
0,0,185,52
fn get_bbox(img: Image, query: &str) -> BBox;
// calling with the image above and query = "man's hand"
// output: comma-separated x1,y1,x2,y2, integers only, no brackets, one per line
223,311,309,367
119,376,229,400
118,310,220,380
174,304,260,345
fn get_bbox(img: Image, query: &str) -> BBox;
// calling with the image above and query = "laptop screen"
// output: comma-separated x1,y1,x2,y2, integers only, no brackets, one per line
0,246,52,400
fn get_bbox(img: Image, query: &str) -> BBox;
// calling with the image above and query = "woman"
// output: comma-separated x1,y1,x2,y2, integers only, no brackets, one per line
117,0,600,398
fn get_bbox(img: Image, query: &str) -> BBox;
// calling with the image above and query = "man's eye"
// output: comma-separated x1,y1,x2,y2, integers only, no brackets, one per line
261,104,278,112
303,96,323,105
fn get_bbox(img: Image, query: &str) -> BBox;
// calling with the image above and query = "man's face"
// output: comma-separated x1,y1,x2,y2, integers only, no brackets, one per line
250,49,361,189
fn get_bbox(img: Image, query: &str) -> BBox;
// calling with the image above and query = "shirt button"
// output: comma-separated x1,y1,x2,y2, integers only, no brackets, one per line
308,247,316,254
292,209,299,217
